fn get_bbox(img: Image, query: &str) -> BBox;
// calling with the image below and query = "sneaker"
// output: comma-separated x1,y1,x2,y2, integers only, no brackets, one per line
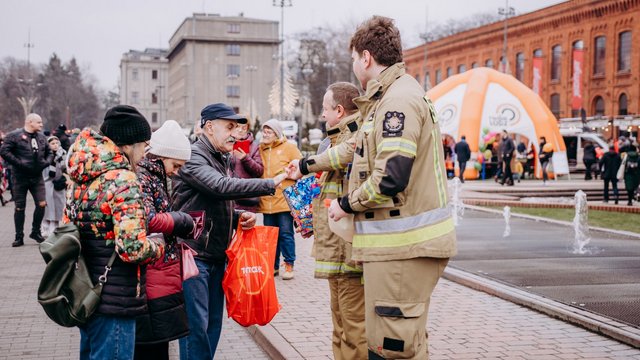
281,263,294,280
29,231,45,243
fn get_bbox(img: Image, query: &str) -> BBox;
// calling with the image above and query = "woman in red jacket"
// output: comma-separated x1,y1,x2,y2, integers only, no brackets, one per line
134,120,195,360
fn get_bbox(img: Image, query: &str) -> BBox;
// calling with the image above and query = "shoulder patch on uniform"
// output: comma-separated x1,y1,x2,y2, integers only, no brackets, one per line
423,96,438,124
382,111,405,138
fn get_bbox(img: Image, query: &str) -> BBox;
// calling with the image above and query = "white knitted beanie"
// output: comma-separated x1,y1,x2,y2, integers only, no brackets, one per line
262,119,284,139
149,120,191,161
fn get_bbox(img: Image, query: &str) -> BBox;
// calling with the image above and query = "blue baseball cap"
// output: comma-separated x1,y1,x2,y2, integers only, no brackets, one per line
200,103,247,128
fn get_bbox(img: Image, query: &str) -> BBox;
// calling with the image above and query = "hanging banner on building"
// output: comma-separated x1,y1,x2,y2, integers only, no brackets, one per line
532,57,543,96
571,49,584,110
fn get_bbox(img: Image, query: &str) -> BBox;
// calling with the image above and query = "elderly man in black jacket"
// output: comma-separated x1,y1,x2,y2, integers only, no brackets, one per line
0,113,52,247
172,103,287,360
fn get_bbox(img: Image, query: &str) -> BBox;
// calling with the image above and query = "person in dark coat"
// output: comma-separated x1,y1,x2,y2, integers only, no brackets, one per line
172,103,288,359
454,135,471,183
583,140,597,180
499,130,516,186
622,144,640,206
134,120,195,360
231,120,264,212
599,146,622,204
0,113,52,246
54,124,71,151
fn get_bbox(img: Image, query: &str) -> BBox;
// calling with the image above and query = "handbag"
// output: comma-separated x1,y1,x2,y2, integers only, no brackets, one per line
38,224,117,327
52,176,67,191
181,243,199,281
617,155,627,181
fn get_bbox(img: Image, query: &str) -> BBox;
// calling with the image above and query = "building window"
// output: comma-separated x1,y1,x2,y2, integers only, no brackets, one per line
435,69,442,85
131,91,139,104
152,70,158,80
515,52,525,81
533,49,543,57
458,64,466,73
424,72,430,89
593,36,606,75
551,45,562,81
446,67,453,78
226,85,240,98
618,31,631,72
226,44,241,56
227,64,240,77
132,69,139,81
550,93,561,119
151,112,158,124
471,62,478,69
619,93,628,115
227,23,241,33
151,92,158,104
485,59,494,68
593,96,605,116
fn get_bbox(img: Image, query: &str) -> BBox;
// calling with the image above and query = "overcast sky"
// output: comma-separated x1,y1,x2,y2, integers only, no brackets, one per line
0,0,564,91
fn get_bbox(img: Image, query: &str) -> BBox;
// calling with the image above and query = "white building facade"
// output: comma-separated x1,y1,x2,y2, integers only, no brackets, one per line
119,48,169,130
167,14,279,128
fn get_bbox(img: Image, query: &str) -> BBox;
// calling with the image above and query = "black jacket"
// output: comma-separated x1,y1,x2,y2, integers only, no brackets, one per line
172,135,276,263
599,151,622,180
454,140,471,162
583,144,596,162
499,137,515,158
0,128,52,177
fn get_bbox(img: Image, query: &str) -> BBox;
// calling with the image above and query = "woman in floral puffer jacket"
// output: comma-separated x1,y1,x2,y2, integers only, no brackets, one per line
133,120,196,360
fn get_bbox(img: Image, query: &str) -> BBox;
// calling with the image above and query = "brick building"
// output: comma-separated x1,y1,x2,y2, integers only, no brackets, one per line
405,0,640,140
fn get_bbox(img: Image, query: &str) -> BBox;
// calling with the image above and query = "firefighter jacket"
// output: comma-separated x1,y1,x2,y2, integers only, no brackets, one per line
338,63,457,262
310,113,362,278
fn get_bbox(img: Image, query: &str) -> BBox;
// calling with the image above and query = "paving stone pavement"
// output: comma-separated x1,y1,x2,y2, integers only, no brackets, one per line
261,232,640,359
0,201,267,360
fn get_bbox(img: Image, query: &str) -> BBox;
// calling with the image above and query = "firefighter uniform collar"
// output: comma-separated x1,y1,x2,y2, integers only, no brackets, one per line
354,63,406,115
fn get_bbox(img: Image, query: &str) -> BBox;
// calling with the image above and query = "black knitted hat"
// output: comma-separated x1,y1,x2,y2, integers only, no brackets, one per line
100,105,151,146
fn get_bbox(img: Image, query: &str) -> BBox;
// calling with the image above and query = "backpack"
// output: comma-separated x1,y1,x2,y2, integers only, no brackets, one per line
37,184,117,327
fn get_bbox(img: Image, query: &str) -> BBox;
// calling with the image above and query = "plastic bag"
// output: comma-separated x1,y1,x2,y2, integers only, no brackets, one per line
222,225,281,326
181,244,199,281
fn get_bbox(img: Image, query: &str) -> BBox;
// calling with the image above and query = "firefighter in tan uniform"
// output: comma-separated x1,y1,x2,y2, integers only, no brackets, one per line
326,16,457,359
291,82,367,359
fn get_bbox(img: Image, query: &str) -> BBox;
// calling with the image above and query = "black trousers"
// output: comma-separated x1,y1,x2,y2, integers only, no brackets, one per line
11,174,46,236
501,156,513,184
458,160,467,182
603,178,619,202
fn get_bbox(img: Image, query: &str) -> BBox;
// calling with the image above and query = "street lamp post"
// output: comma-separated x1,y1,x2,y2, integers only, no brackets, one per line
273,0,293,122
300,67,314,146
498,0,515,74
245,65,258,122
322,61,336,87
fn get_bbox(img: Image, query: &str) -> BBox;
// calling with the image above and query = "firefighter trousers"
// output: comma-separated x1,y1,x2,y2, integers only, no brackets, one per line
363,257,449,360
329,276,367,360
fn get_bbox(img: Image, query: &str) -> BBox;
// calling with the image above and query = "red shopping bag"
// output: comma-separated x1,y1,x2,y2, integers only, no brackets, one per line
222,225,281,326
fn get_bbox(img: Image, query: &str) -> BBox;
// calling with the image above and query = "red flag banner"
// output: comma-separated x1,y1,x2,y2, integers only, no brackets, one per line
532,57,543,96
571,49,584,110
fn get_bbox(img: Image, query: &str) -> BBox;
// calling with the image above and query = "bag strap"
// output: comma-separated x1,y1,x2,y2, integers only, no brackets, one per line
98,252,118,285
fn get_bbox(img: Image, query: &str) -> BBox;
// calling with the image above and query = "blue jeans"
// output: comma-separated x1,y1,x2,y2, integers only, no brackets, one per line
263,211,295,270
79,314,135,360
179,259,225,360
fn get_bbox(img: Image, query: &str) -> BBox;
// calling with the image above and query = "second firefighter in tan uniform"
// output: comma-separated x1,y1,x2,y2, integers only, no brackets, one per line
327,17,457,359
296,82,368,359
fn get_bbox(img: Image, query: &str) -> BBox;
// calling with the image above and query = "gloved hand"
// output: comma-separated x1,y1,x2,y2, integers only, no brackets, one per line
48,170,56,178
170,211,196,239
